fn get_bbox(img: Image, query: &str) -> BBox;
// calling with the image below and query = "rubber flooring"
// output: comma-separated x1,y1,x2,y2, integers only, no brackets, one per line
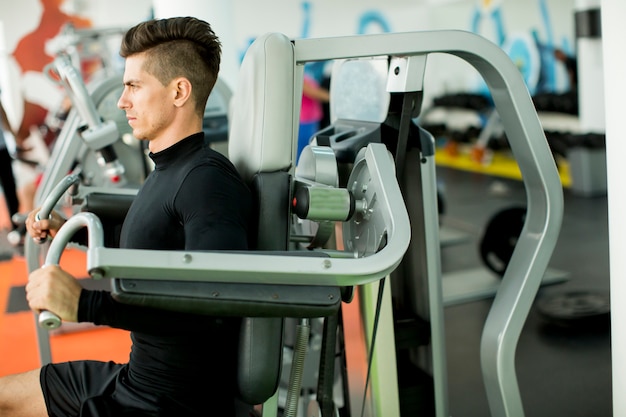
0,248,131,376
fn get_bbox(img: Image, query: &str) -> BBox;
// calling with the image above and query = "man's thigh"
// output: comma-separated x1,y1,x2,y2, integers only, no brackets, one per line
0,368,48,417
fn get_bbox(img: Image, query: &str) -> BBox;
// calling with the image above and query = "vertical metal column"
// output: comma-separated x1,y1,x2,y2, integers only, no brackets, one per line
394,136,448,417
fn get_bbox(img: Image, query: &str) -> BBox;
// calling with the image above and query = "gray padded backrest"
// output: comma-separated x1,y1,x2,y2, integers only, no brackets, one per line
228,32,297,405
229,32,297,181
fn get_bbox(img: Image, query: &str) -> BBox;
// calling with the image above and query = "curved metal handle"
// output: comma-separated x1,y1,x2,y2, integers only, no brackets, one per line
37,212,105,330
48,54,103,128
33,174,81,244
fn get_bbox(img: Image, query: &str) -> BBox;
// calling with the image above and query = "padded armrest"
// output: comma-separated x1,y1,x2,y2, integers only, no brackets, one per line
82,192,135,219
110,251,342,318
111,281,341,318
81,192,135,247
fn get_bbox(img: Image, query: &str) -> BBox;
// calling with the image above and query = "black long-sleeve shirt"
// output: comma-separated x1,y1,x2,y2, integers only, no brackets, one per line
77,133,252,413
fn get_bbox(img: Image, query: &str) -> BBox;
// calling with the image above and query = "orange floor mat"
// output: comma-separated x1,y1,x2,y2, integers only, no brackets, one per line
0,251,132,377
0,311,131,376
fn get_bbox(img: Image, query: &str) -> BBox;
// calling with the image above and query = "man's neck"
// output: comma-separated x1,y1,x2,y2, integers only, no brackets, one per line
148,118,203,153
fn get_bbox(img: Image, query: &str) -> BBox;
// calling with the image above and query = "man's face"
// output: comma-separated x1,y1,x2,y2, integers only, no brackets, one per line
117,53,174,143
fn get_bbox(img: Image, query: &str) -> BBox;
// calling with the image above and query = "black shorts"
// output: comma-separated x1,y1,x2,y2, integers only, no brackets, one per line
40,360,238,416
40,360,155,417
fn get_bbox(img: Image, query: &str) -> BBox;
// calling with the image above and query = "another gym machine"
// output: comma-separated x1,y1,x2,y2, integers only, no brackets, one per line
29,29,562,417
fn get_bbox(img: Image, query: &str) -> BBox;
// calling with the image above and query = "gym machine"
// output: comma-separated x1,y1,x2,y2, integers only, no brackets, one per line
290,30,562,416
45,22,128,81
31,29,562,417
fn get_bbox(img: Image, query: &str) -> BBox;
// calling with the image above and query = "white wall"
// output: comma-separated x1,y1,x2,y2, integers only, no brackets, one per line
602,0,626,414
423,0,575,104
153,0,240,93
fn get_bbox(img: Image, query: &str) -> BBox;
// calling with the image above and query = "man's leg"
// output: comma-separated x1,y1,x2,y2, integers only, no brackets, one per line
0,369,48,417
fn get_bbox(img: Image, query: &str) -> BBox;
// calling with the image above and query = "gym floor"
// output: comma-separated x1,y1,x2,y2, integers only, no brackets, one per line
0,159,611,416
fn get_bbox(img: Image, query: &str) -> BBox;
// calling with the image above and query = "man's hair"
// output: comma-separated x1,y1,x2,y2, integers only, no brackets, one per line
120,16,221,116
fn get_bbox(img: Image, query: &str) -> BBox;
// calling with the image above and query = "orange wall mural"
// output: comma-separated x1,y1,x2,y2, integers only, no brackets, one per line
11,0,92,143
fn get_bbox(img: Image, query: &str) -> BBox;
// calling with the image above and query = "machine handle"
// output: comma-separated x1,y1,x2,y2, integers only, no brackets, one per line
33,174,81,243
44,54,102,128
37,212,105,330
38,310,62,330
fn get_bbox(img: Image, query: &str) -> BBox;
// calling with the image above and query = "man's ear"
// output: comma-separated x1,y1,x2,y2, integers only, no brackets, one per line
172,77,192,107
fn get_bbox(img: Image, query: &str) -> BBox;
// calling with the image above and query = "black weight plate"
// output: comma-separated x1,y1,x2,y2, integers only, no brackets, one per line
536,290,610,328
479,206,526,276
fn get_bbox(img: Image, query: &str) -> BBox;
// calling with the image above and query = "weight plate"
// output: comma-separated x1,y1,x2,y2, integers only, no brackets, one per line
479,206,526,276
536,290,610,328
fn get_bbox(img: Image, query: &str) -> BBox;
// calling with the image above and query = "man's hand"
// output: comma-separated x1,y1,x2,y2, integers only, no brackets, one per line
26,265,82,323
25,209,66,242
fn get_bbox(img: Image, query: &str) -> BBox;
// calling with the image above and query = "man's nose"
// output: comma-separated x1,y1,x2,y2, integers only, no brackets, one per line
117,91,128,109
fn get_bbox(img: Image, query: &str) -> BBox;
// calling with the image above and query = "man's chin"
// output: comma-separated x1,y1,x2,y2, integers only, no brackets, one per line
132,130,148,141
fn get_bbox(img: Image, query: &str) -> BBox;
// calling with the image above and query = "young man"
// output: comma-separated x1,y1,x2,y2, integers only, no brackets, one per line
0,17,252,416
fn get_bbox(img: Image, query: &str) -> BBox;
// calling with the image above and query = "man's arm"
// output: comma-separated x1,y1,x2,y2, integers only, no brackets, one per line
178,162,251,251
